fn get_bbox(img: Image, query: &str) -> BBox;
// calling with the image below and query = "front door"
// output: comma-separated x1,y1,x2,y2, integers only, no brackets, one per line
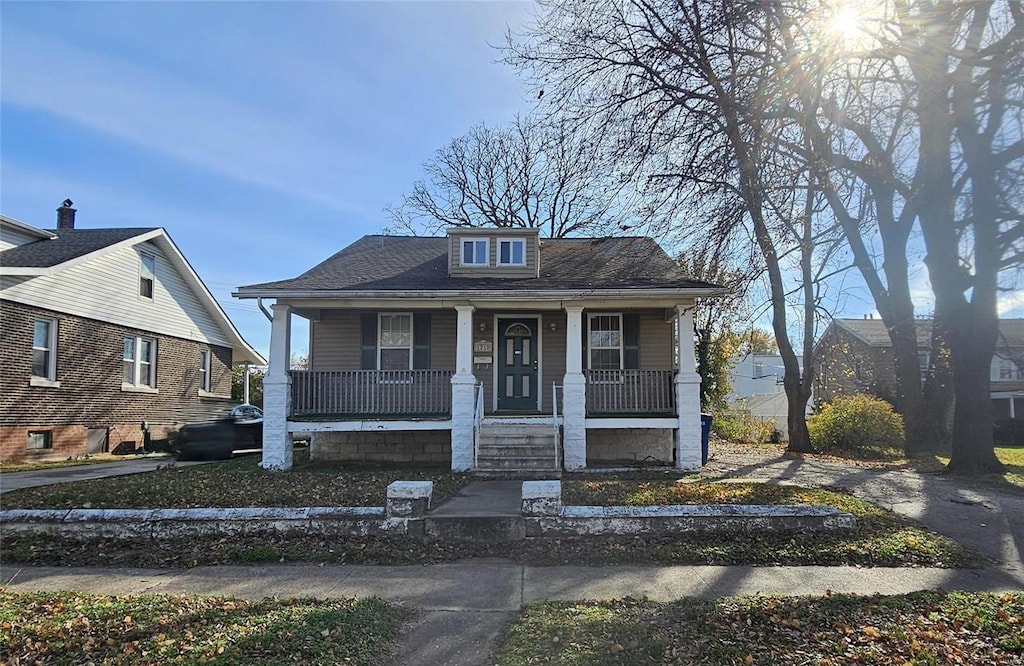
497,317,538,412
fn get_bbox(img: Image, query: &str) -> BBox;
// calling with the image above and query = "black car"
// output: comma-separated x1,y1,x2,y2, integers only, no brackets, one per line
172,405,263,461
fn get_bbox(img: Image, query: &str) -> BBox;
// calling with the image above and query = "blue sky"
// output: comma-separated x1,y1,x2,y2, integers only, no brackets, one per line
1,1,535,358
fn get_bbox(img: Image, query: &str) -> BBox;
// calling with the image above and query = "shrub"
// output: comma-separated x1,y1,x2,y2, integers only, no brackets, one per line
807,394,904,458
711,411,775,444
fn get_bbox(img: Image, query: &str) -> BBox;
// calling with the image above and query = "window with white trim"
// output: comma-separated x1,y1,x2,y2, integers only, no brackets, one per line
378,314,412,370
589,314,623,369
199,348,211,392
140,253,156,298
997,356,1023,381
498,239,525,266
27,431,52,450
123,336,157,387
32,318,57,380
461,238,488,266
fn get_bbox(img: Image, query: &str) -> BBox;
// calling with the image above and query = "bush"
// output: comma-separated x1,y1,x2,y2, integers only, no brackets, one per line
711,411,775,444
807,394,904,458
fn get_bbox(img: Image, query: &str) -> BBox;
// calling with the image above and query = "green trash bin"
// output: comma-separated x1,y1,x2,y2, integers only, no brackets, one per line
700,413,713,465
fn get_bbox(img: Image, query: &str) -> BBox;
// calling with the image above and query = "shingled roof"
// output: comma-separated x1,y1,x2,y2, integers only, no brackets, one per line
0,228,158,268
833,317,1024,348
237,235,719,295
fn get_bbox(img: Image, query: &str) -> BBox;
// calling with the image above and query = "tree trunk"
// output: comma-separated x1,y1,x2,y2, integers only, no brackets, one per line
920,311,954,453
784,373,813,453
947,341,1005,473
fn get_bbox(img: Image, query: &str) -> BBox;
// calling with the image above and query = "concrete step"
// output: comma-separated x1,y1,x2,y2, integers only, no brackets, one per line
478,424,556,436
477,442,557,452
476,457,560,470
471,469,562,480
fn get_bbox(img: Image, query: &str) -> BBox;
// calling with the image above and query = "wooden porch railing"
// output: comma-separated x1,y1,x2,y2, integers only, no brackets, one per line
290,370,454,417
584,369,676,416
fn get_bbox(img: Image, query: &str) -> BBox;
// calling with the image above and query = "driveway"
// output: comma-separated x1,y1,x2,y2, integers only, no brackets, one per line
0,456,215,493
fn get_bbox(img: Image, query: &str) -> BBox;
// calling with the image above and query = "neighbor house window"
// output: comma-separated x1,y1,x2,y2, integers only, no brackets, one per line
199,348,211,392
123,336,157,387
378,314,412,370
32,318,57,380
27,431,52,450
917,351,930,380
139,253,156,298
589,314,623,369
461,239,488,266
498,239,525,266
997,356,1023,381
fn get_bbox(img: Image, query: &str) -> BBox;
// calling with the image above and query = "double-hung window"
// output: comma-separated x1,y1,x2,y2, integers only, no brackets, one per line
589,314,623,369
997,356,1023,381
123,335,157,388
378,314,413,370
462,238,488,266
31,318,58,381
140,253,156,299
199,348,211,392
498,239,525,266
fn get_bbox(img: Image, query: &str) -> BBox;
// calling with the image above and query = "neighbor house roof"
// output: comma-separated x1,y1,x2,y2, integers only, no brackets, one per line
0,224,265,365
0,228,157,269
829,317,1024,349
235,235,722,296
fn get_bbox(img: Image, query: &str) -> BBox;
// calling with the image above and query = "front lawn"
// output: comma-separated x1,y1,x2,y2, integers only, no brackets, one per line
1,450,472,509
934,446,1024,488
560,480,970,568
0,590,405,666
498,592,1024,665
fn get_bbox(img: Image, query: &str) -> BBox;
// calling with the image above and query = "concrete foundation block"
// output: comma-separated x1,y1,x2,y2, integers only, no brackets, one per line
386,480,434,517
521,480,562,516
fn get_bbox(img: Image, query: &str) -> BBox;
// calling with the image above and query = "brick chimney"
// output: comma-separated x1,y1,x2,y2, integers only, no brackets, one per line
56,199,76,230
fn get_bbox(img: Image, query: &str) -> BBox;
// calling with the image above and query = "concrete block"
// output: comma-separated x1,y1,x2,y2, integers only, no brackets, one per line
521,480,562,516
386,480,433,517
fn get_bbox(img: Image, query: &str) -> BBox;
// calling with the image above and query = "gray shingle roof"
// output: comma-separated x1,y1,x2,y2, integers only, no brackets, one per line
0,228,157,268
835,317,1024,348
239,235,718,293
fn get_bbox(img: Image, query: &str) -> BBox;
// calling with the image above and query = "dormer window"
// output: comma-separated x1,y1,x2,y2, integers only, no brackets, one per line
498,239,525,266
462,238,489,266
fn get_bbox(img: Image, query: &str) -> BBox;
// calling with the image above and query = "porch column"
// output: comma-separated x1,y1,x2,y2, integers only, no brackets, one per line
562,305,587,470
262,303,293,471
674,305,702,470
450,304,476,471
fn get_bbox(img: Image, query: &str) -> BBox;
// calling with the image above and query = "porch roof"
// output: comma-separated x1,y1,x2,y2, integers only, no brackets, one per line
235,235,722,297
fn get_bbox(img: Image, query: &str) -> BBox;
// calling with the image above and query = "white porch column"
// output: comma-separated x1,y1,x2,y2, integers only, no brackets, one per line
262,303,293,471
562,305,587,470
450,305,476,471
674,305,703,470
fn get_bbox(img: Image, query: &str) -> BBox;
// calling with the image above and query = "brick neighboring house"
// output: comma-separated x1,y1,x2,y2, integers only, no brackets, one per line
234,227,723,473
813,317,1024,418
0,203,265,462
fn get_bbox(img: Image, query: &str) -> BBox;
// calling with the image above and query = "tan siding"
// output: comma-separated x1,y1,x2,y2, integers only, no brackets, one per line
541,311,567,413
638,309,674,369
0,241,230,346
472,311,495,412
310,310,361,370
448,231,539,278
431,310,457,369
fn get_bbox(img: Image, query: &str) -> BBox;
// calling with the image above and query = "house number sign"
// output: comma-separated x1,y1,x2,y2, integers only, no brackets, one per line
474,340,493,353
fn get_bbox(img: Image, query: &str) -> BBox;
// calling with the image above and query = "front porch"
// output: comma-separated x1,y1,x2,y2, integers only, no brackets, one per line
261,302,703,472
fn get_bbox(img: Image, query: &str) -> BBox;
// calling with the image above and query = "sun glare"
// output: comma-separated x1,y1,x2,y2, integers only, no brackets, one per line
828,4,864,44
809,0,890,53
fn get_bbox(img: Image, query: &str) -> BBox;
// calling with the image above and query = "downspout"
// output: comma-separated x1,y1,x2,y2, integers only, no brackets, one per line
257,297,274,322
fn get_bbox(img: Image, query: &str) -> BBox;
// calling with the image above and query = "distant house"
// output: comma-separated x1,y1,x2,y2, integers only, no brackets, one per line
234,227,723,472
813,317,1024,418
0,202,265,462
726,352,808,440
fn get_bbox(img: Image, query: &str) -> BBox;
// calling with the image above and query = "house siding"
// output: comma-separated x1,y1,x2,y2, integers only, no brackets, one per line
0,240,231,347
310,309,458,371
0,226,43,252
447,231,539,278
0,300,233,461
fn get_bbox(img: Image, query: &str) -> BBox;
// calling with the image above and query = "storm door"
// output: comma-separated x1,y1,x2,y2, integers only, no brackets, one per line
496,318,538,412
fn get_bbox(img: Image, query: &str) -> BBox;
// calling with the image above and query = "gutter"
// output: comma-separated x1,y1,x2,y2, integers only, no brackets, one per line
234,287,730,300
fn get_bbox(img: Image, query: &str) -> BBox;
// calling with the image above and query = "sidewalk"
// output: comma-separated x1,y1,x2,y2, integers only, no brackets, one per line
0,456,211,493
4,562,1022,665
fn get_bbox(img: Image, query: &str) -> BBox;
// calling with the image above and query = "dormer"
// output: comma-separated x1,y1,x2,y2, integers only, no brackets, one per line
447,227,541,278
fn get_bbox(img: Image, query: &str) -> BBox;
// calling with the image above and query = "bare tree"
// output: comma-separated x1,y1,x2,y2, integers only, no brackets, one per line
509,0,842,451
387,115,640,238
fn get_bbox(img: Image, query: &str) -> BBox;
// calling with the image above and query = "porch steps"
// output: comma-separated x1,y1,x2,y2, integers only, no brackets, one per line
475,423,560,474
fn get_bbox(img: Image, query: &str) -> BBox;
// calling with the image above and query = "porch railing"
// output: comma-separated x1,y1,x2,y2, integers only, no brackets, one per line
290,370,454,417
584,369,676,416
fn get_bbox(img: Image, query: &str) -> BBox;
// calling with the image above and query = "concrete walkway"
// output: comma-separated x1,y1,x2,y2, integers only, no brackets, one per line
0,456,212,493
3,562,1022,665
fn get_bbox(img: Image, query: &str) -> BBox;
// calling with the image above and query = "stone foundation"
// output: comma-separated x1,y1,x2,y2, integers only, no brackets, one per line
586,428,673,465
310,430,451,464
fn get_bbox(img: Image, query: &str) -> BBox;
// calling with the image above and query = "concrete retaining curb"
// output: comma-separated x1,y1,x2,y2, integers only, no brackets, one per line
1,480,856,541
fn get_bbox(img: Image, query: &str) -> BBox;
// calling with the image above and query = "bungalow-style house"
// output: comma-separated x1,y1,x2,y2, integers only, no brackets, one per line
234,228,723,472
0,202,265,462
813,317,1024,418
